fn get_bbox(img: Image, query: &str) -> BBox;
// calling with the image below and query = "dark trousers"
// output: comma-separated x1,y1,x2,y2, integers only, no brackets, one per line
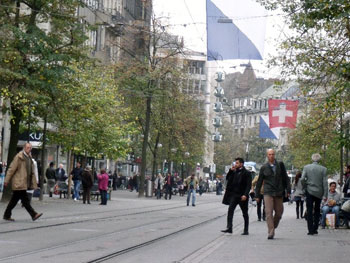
4,190,37,219
227,196,249,232
100,190,107,205
257,198,266,220
83,187,91,204
295,200,304,218
306,192,321,233
165,185,172,200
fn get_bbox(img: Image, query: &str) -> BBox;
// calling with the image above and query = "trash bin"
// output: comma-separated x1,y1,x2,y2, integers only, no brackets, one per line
146,180,153,197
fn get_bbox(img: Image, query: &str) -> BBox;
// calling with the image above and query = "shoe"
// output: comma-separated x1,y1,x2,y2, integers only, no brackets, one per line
187,203,189,206
321,226,325,229
335,226,339,229
241,232,249,235
32,213,43,221
192,204,195,207
257,219,261,221
88,202,91,204
307,232,314,235
221,228,232,233
313,230,318,235
83,202,86,204
267,235,274,239
74,198,77,201
3,217,15,222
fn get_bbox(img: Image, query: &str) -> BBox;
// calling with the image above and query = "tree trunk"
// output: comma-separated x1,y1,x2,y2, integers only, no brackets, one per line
139,95,152,197
39,116,47,201
1,105,22,202
151,132,160,181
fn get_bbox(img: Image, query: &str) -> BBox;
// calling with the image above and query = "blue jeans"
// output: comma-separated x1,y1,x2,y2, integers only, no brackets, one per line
187,188,196,205
156,188,161,199
73,180,81,200
322,205,340,227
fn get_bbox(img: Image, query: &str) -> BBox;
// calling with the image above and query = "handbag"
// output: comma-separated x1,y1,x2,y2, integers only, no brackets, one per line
341,200,350,212
282,190,290,203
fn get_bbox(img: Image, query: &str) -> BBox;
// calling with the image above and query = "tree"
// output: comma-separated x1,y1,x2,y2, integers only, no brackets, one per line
114,16,206,197
48,62,136,161
0,0,89,201
257,0,350,177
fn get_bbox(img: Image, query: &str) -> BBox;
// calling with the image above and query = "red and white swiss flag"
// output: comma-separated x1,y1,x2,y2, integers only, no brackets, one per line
268,99,299,129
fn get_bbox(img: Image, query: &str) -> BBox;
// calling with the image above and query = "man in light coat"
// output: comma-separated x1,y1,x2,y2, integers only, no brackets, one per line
302,153,328,235
3,143,43,221
185,174,199,206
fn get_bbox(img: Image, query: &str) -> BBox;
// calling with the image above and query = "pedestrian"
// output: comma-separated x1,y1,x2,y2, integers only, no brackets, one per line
321,182,341,229
222,157,252,235
251,175,265,221
293,171,305,219
301,153,328,235
45,162,56,197
81,166,93,204
255,149,291,239
3,143,43,222
97,168,109,205
343,174,350,198
154,173,164,199
70,162,83,201
185,174,199,206
164,173,174,200
55,163,66,182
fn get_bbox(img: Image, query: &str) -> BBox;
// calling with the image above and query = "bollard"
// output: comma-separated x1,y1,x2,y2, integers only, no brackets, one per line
146,180,153,197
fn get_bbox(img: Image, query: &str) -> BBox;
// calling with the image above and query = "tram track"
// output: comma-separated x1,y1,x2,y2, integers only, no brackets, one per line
0,205,225,262
0,200,219,235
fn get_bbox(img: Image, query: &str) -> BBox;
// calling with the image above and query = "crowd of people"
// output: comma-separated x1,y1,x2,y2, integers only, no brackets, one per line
221,149,350,240
2,143,350,235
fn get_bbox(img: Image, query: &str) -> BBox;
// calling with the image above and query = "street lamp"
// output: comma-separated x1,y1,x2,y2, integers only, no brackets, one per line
170,148,177,174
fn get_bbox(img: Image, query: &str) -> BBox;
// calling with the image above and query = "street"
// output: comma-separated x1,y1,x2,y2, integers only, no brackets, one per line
0,191,349,263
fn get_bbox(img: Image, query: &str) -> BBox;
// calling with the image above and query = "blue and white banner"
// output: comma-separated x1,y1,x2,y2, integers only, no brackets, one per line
259,115,280,140
206,0,267,61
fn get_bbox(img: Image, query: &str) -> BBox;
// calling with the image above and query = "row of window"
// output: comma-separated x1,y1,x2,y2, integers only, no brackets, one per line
182,79,206,95
230,114,259,126
233,98,268,110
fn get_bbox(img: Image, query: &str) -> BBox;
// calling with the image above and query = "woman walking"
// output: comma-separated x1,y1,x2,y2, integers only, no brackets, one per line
97,169,109,205
293,171,304,219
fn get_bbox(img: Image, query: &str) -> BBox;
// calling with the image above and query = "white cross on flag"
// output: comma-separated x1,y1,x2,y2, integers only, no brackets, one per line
268,99,299,129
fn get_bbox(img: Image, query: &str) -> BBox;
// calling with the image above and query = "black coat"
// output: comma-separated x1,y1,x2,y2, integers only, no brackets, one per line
222,167,252,205
81,170,93,188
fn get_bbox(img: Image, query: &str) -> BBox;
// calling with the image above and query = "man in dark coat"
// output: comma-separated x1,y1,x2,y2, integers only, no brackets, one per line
164,173,175,200
222,157,252,235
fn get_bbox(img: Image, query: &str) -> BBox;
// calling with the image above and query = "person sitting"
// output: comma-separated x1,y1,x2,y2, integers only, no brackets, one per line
321,182,341,229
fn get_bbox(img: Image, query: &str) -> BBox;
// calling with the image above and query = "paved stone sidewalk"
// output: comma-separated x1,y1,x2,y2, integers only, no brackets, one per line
201,202,350,263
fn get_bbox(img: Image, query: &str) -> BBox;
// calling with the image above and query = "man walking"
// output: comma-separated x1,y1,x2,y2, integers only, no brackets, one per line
45,162,56,197
3,143,43,221
185,174,199,206
164,173,174,200
301,153,327,235
256,149,290,239
221,158,252,235
70,162,83,201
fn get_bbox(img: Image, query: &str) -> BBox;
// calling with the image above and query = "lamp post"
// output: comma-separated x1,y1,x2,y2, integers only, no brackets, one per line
170,148,177,175
181,152,190,181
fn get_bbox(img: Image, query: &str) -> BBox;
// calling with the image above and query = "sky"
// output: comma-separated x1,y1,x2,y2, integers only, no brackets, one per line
153,0,287,79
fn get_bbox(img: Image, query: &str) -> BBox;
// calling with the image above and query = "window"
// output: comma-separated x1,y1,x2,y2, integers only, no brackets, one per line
235,115,239,124
194,80,200,94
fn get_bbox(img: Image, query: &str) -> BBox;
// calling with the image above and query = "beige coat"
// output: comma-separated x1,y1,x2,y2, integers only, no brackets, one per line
184,176,199,189
5,151,37,191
